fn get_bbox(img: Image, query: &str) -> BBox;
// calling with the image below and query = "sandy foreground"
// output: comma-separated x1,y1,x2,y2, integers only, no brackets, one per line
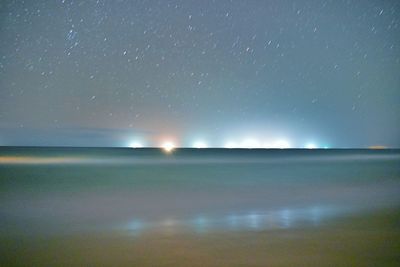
1,209,399,267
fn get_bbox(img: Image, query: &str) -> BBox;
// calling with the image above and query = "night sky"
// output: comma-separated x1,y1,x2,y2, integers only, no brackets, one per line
0,0,399,148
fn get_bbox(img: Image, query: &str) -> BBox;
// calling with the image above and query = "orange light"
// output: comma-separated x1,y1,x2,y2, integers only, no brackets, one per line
162,142,175,153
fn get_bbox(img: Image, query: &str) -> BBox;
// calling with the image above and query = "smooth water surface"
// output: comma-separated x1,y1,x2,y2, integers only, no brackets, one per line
1,147,399,235
0,147,399,266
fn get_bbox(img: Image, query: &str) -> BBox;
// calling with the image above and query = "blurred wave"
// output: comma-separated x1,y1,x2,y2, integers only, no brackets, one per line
0,147,399,236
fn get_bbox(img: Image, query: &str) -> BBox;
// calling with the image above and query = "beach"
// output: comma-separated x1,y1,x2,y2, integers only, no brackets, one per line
1,210,399,266
0,147,399,266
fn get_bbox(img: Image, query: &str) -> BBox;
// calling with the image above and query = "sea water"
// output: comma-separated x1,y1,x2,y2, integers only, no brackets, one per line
1,147,399,237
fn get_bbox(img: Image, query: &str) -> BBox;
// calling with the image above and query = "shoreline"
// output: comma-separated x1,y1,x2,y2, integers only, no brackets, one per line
1,208,399,266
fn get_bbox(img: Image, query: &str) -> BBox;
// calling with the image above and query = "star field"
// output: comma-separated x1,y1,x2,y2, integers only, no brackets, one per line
0,0,399,147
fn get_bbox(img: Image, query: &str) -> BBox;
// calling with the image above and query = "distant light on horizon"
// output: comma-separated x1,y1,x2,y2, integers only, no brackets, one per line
193,141,208,149
305,143,317,149
262,142,273,149
240,138,260,149
126,138,326,149
0,1,398,148
128,141,144,148
223,138,292,149
273,139,291,149
161,141,175,153
224,141,237,149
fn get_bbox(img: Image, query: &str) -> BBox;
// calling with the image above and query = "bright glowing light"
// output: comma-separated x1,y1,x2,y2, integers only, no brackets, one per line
274,139,291,149
305,143,317,149
225,139,292,149
161,142,175,152
128,141,144,148
224,141,237,149
241,138,260,149
193,140,208,149
262,142,273,149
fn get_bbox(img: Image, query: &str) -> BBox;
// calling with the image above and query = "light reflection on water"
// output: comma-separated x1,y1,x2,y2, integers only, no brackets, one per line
279,209,291,228
124,205,346,236
126,220,144,236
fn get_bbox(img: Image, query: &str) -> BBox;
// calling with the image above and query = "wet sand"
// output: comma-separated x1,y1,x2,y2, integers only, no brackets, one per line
1,209,399,267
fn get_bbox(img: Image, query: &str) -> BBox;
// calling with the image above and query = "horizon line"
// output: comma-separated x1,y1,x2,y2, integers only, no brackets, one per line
0,145,397,150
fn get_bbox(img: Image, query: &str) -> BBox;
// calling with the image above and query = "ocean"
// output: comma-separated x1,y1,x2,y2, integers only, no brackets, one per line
1,147,399,266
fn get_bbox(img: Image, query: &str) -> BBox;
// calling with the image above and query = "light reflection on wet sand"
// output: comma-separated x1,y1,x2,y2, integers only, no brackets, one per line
1,210,399,267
